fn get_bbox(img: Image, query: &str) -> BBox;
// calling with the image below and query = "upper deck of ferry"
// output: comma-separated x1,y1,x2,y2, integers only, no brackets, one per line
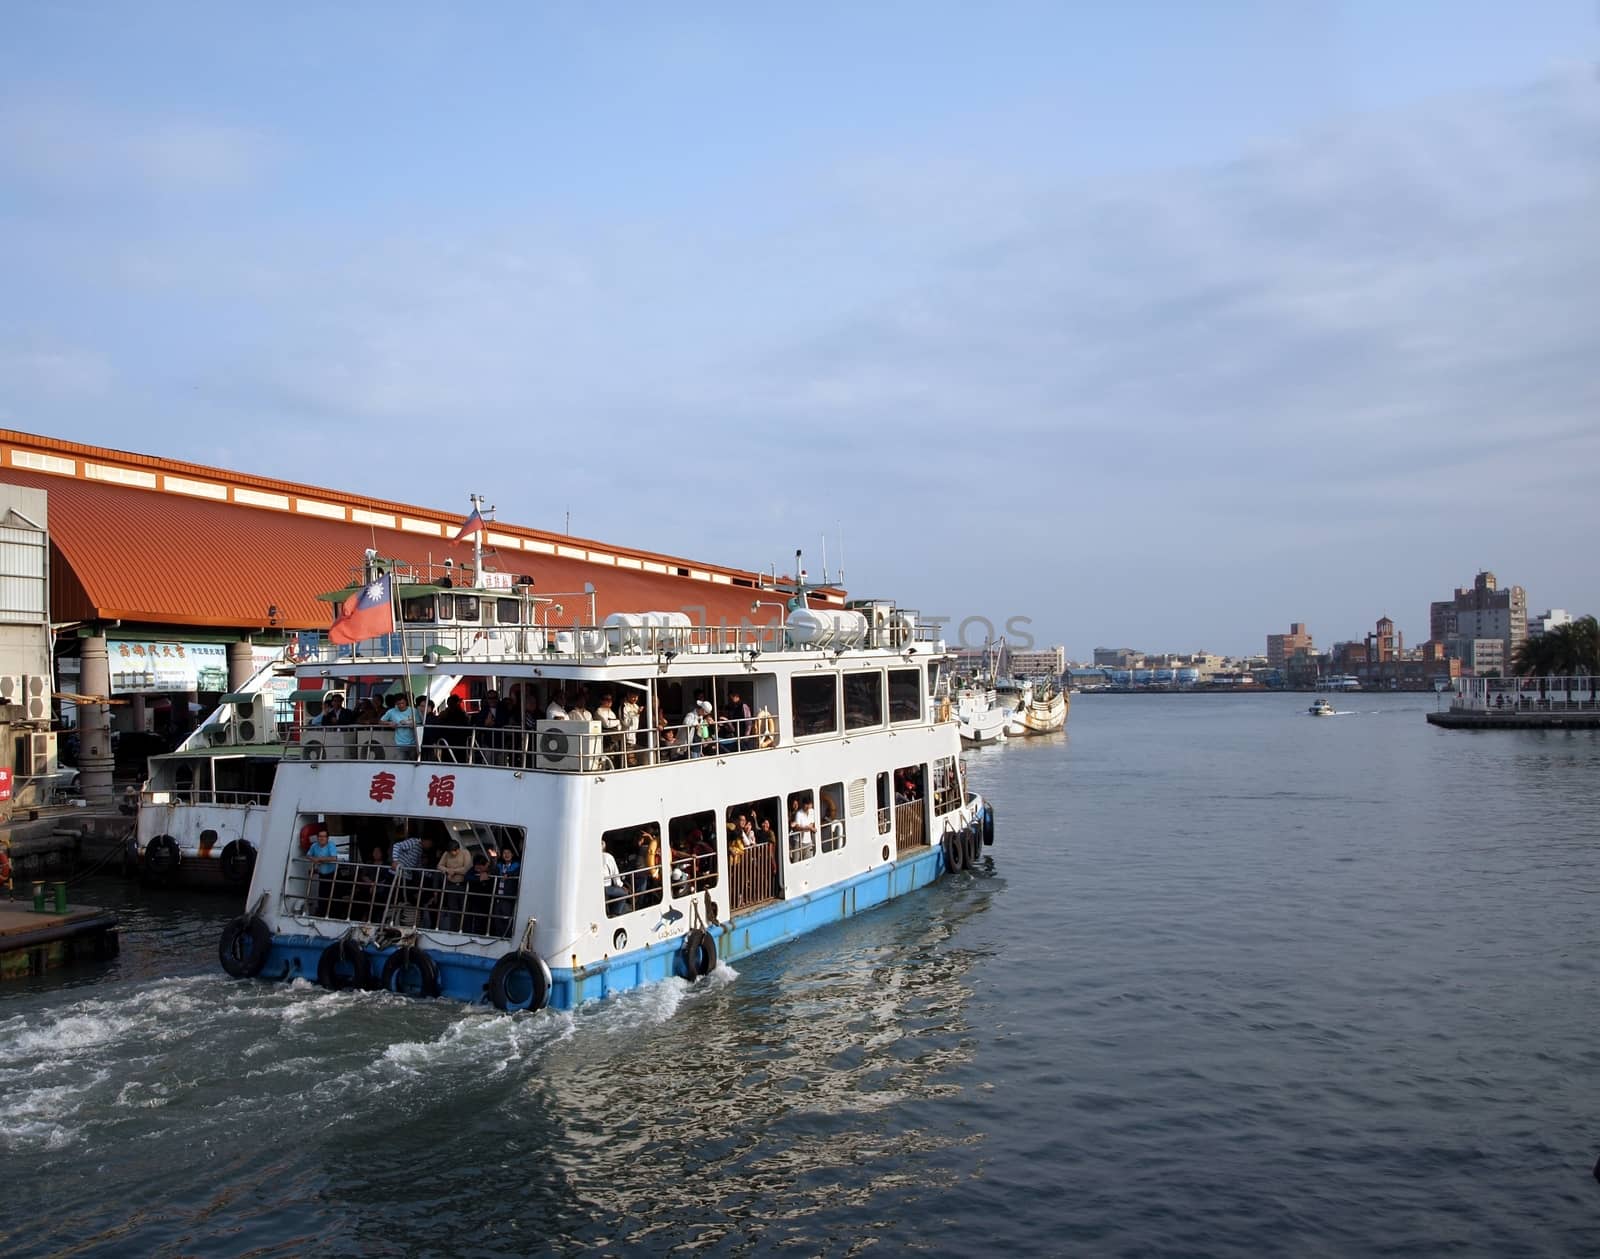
282,559,954,774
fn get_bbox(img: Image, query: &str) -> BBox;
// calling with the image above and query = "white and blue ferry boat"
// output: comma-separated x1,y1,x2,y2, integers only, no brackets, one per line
218,550,994,1012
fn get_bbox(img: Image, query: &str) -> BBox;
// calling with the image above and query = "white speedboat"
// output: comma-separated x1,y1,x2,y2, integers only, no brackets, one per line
955,684,1010,744
217,554,994,1012
1309,698,1336,717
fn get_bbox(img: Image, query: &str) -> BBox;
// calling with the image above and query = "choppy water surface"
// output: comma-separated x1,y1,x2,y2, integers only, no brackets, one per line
4,694,1598,1256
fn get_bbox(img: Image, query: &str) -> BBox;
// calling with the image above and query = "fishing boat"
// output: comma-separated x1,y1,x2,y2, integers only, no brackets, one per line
1009,678,1068,735
217,549,995,1012
955,682,1010,744
1309,698,1336,717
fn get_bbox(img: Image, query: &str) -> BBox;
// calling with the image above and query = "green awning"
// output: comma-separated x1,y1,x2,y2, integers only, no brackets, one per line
287,688,328,702
219,692,255,704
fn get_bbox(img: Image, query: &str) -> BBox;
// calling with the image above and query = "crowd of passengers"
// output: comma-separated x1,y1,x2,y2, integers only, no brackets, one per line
309,683,773,766
300,821,520,935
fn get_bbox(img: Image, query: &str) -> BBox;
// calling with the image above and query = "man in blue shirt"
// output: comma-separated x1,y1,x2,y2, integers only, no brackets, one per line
381,693,417,749
307,826,341,916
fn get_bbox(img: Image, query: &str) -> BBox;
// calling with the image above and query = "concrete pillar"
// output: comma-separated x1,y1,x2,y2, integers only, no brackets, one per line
78,636,115,805
227,639,254,691
130,694,148,733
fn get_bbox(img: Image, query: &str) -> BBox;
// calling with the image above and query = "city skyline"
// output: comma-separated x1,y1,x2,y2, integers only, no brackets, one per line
2,5,1597,655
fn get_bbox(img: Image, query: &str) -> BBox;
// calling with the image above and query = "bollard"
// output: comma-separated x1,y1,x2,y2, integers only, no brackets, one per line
53,881,67,913
31,880,46,912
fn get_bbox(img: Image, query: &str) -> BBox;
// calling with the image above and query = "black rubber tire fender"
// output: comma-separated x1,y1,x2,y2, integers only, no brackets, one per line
219,840,257,887
218,915,270,978
681,927,717,980
380,945,442,998
316,938,371,991
488,950,550,1012
965,824,982,868
983,802,995,847
144,835,181,883
943,829,966,874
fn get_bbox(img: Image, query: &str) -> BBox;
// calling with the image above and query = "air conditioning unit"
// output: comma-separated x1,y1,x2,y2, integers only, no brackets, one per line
23,674,49,721
234,694,276,745
205,723,235,747
0,675,21,706
22,731,57,775
535,719,600,771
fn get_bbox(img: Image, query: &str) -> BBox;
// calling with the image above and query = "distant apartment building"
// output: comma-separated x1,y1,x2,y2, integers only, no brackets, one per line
1007,646,1066,679
1452,638,1506,677
1093,646,1140,668
1365,616,1400,663
1432,571,1526,669
1266,622,1313,671
1530,609,1571,638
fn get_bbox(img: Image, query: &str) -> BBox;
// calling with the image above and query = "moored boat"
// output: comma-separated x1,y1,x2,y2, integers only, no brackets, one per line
1009,678,1068,735
218,555,995,1012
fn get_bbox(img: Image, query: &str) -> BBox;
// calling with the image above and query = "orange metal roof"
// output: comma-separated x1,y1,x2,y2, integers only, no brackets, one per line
0,431,836,631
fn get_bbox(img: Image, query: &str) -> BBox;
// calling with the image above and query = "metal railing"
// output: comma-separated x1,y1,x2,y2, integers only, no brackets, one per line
142,787,273,808
820,818,845,853
288,717,781,774
894,797,926,856
1450,675,1600,713
283,857,517,939
730,839,779,912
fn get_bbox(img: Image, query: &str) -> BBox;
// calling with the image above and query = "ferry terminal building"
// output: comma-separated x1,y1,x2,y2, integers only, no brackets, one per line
0,429,844,810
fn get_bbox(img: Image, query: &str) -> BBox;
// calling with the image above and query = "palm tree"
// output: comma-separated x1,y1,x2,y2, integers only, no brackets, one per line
1513,616,1600,677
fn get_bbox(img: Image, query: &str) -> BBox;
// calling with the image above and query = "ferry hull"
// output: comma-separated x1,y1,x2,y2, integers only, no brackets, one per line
247,817,984,1011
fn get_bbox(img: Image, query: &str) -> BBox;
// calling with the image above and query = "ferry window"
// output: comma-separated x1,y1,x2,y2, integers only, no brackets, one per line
786,789,817,862
888,669,922,722
601,822,663,918
932,756,961,815
494,598,522,625
453,595,480,622
668,809,718,894
285,812,523,939
843,671,884,730
401,595,436,624
791,674,838,737
927,661,947,697
894,764,925,803
728,796,782,912
435,595,457,622
819,782,845,852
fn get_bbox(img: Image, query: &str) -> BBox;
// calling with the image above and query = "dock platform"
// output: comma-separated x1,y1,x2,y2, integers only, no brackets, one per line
0,901,120,979
1427,711,1600,730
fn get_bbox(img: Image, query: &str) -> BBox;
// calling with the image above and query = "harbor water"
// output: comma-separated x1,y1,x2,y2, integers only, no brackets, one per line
2,693,1597,1255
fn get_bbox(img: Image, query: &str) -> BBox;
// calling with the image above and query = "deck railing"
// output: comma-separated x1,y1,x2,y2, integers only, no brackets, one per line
730,840,779,912
1449,675,1600,713
894,797,926,855
142,787,273,808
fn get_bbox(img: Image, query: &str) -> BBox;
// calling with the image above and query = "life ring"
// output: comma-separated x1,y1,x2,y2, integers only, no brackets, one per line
681,927,717,980
316,938,372,991
220,840,257,887
143,835,182,884
754,712,777,749
982,802,995,847
299,822,319,855
938,698,952,723
487,950,550,1012
380,945,442,998
218,915,270,978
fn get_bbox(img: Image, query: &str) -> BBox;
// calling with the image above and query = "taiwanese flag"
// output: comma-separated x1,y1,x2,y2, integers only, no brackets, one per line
329,574,394,645
452,508,485,544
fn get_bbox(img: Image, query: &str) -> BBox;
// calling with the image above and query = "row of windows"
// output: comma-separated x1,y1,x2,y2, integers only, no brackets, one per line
792,668,922,738
401,594,530,626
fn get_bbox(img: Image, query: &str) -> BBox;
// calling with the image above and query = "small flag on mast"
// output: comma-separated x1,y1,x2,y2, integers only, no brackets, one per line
453,508,485,543
328,573,394,645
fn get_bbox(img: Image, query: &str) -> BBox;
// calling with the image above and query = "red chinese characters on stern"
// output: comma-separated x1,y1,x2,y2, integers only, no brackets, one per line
369,771,397,803
426,774,456,808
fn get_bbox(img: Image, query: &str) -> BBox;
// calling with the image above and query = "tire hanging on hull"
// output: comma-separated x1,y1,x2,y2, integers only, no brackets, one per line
488,950,551,1012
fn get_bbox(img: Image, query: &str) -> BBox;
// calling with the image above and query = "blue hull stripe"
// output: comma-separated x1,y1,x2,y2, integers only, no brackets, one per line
259,839,960,1010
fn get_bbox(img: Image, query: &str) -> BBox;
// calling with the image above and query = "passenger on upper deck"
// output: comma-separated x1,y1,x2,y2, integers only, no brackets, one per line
569,687,593,722
355,697,380,726
685,699,713,758
596,692,621,762
382,693,417,748
621,692,642,766
545,691,568,721
725,689,753,751
313,693,354,727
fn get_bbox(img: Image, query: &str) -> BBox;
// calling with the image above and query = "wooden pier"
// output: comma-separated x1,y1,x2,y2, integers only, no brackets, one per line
0,900,120,979
1429,675,1600,731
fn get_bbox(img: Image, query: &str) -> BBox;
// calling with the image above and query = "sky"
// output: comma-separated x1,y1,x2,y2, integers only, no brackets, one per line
1,2,1597,658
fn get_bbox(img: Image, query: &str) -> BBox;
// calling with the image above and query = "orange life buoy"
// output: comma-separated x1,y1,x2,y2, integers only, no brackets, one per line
299,822,319,855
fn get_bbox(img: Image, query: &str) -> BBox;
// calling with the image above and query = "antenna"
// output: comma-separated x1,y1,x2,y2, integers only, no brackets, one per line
837,520,845,587
821,533,829,584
